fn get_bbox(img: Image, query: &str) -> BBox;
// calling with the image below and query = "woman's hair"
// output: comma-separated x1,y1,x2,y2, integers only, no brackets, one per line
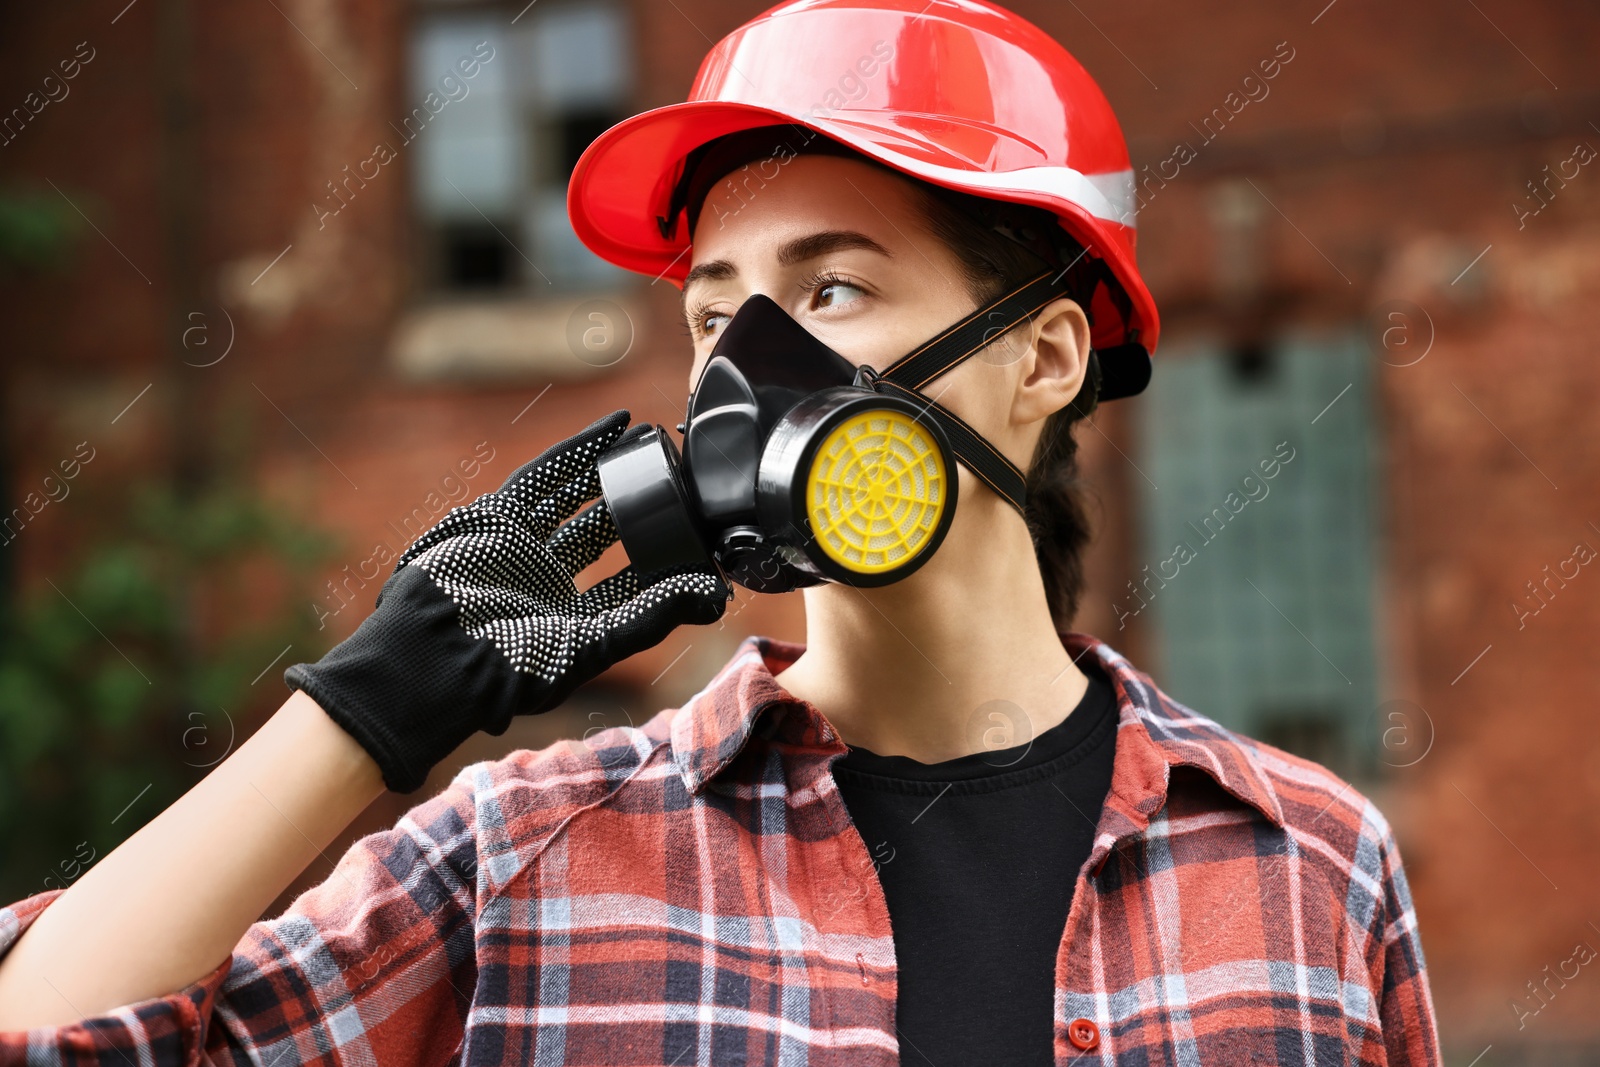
909,183,1102,631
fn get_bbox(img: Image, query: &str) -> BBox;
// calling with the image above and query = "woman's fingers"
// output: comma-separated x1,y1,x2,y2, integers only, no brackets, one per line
575,565,643,613
497,409,631,514
522,465,604,540
548,499,620,575
513,419,655,540
581,566,730,645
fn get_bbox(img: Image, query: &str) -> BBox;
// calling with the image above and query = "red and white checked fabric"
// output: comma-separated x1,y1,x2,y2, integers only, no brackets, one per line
0,632,1441,1065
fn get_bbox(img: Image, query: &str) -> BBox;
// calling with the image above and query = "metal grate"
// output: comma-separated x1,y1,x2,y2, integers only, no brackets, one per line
1133,330,1384,781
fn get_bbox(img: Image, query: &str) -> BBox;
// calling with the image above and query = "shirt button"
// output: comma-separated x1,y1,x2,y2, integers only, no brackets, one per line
1068,1017,1100,1050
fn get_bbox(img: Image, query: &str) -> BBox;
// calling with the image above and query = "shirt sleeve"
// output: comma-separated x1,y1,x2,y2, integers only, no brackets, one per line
0,765,483,1067
1371,815,1443,1067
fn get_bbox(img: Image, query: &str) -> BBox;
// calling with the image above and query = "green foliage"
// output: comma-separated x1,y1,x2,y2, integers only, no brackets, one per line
0,187,83,275
0,477,338,904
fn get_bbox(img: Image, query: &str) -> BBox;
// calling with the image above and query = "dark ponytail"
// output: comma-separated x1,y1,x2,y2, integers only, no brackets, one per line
909,185,1103,630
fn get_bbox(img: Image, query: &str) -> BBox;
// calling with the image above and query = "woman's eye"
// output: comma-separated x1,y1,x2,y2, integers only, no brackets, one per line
699,311,732,339
815,281,865,309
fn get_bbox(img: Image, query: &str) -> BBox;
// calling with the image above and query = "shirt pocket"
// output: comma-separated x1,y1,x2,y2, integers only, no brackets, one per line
1089,844,1377,1065
1180,851,1371,1064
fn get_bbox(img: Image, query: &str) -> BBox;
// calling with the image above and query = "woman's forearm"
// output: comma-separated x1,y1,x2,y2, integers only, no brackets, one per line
0,690,387,1031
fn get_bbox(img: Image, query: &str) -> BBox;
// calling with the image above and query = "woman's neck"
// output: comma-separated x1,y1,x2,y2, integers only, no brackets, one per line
772,492,1090,763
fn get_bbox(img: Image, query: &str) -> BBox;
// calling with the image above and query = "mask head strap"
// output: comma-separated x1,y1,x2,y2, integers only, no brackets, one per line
866,270,1091,514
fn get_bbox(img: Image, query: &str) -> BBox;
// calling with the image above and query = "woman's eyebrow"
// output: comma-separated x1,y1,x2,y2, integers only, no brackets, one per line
681,229,893,313
775,229,893,266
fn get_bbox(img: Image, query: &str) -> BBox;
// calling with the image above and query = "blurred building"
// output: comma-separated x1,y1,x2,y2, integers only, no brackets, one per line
2,0,1598,1059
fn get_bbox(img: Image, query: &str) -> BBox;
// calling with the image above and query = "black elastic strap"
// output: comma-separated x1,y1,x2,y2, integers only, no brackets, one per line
865,270,1074,515
870,377,1030,513
877,271,1068,391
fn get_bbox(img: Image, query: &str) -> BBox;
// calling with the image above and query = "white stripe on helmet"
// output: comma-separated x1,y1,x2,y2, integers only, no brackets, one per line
884,155,1138,231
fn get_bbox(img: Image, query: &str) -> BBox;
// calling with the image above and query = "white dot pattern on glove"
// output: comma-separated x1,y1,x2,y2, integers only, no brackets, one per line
393,413,725,684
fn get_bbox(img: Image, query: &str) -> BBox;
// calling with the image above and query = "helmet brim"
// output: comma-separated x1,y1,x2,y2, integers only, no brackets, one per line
568,99,1161,372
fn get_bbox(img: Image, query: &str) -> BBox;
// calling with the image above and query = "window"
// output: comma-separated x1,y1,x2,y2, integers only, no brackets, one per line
408,2,631,294
1133,330,1386,782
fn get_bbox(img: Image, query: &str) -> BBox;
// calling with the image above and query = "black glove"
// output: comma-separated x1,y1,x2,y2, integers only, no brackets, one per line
284,409,730,793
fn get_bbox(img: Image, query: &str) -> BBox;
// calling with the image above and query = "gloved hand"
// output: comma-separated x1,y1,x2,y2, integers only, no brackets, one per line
284,410,731,793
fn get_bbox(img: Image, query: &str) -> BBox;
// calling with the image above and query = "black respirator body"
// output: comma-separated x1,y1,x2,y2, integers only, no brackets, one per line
596,271,1129,594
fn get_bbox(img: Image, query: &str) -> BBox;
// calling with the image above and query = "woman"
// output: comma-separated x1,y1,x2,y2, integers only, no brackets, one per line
0,1,1440,1064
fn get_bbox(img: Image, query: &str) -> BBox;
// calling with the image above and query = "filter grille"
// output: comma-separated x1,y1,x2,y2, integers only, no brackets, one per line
806,408,947,574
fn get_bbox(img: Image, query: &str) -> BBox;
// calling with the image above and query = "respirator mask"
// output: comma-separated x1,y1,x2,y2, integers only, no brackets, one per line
597,270,1112,593
595,127,1147,594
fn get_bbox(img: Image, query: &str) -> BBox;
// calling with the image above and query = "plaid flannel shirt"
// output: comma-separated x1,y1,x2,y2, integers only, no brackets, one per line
0,631,1441,1065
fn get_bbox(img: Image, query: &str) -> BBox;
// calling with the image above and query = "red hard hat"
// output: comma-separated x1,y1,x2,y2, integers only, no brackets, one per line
568,0,1159,362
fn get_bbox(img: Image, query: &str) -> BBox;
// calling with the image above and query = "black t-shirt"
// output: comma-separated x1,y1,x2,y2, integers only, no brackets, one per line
829,659,1118,1066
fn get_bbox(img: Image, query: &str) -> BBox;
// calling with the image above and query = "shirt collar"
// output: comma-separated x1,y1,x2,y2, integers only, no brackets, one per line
669,632,1287,831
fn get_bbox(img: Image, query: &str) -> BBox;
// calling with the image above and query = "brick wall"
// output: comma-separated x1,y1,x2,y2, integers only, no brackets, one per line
3,0,1598,1054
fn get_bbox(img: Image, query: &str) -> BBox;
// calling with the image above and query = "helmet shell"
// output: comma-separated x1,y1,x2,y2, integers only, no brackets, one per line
568,0,1159,356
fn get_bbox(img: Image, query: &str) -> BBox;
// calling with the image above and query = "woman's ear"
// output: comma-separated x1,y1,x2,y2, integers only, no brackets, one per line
1012,296,1092,426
